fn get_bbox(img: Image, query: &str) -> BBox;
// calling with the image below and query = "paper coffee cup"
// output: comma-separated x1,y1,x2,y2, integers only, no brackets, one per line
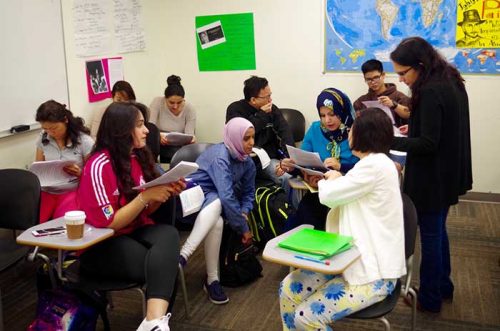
64,210,86,240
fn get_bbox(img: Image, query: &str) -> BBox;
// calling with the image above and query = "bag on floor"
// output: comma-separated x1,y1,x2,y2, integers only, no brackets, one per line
248,185,295,248
27,288,99,331
219,225,263,287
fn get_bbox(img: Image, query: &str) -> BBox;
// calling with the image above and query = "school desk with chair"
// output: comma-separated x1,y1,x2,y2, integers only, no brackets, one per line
262,224,360,274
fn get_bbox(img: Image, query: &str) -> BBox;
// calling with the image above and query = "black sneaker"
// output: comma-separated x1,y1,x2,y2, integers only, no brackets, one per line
203,279,229,304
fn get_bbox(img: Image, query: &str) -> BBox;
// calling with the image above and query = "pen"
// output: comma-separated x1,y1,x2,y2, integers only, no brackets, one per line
294,255,330,265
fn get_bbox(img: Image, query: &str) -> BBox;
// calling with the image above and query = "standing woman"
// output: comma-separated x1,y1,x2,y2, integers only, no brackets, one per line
78,102,185,331
35,100,94,222
390,36,472,312
90,80,137,138
179,117,256,305
149,75,196,163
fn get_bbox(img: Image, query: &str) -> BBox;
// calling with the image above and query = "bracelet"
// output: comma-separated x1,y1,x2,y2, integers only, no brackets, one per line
138,193,149,209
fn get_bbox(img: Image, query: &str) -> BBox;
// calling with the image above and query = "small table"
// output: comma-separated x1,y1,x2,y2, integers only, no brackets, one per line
262,224,360,274
16,217,114,281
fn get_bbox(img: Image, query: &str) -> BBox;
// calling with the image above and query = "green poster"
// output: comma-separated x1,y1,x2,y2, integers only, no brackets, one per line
195,13,256,71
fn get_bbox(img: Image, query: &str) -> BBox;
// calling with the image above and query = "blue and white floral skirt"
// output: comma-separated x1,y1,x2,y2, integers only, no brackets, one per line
279,269,396,330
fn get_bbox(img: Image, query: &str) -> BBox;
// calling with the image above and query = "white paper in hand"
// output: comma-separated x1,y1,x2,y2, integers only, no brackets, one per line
133,161,198,190
361,100,395,125
252,147,271,169
29,160,78,188
286,145,326,170
164,132,194,146
180,185,205,217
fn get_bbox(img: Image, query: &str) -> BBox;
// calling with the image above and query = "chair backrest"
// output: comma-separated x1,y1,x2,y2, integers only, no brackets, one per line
280,108,306,143
170,143,214,168
145,122,160,161
402,193,418,259
0,169,41,230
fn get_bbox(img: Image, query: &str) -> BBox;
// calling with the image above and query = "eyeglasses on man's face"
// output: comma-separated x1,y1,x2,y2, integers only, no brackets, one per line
255,93,272,101
396,67,413,77
364,75,382,83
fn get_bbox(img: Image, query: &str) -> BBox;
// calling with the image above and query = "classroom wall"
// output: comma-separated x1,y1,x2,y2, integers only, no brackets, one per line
1,0,498,193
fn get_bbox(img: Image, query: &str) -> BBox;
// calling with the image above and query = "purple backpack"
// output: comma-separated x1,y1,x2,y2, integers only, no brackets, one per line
27,289,98,331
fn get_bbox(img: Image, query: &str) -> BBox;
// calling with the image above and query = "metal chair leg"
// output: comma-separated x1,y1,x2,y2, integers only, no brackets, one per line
178,265,190,319
408,287,417,331
379,316,391,331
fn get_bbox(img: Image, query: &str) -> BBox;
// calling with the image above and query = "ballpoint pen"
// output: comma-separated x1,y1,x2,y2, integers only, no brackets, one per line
294,255,331,265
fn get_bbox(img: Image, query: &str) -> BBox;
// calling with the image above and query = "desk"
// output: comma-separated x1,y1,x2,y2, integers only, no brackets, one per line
262,225,360,274
17,217,114,280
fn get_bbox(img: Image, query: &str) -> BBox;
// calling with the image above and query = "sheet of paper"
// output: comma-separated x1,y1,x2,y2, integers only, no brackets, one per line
293,164,326,178
361,100,395,124
286,145,326,170
29,160,78,187
179,185,205,217
252,147,270,169
133,161,198,190
389,150,407,166
163,132,194,146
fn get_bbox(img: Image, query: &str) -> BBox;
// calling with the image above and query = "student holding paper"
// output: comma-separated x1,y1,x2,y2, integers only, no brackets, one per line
78,102,185,331
390,37,472,313
279,108,406,330
179,117,256,305
35,100,94,222
149,75,196,163
280,88,358,230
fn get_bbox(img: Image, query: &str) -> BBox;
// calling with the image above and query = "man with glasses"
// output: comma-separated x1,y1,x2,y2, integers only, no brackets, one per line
226,76,294,185
353,59,410,128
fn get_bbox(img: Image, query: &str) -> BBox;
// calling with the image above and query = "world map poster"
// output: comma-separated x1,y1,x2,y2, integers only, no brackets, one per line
325,0,500,74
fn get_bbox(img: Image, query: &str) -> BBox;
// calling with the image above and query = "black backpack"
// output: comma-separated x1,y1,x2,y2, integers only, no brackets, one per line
219,225,263,287
248,185,296,248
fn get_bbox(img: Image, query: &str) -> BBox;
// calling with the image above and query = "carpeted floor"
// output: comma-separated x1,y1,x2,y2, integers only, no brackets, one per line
2,200,499,330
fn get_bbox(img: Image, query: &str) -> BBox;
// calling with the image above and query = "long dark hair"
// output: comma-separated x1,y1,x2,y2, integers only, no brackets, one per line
390,36,465,110
36,100,90,146
94,102,158,203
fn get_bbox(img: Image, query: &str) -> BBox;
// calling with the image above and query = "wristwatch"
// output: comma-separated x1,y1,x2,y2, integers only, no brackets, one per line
390,101,399,110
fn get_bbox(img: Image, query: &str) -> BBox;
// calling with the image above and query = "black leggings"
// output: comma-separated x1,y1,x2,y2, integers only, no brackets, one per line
80,224,180,301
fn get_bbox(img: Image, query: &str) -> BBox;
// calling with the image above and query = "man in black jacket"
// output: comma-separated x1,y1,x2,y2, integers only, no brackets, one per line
226,76,294,185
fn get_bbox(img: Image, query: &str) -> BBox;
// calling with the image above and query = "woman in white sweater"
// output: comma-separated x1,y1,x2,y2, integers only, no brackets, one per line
149,75,196,163
279,108,406,330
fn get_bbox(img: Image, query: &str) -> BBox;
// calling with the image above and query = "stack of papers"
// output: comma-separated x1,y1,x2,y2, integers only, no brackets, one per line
29,160,79,192
286,145,328,177
278,228,353,259
133,161,198,190
162,132,194,146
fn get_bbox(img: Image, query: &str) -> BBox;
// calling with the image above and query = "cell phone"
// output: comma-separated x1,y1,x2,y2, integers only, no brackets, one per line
32,226,66,237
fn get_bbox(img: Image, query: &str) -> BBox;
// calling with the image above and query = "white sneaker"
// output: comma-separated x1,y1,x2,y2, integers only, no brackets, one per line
136,313,171,331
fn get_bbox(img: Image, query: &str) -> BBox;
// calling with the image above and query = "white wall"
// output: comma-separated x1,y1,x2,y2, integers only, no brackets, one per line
0,0,498,193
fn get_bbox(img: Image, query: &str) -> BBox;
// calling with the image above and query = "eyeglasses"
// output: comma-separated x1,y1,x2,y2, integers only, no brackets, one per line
396,67,413,77
364,75,382,83
255,93,272,100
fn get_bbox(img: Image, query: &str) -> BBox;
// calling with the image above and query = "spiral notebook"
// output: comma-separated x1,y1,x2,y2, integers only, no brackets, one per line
278,228,353,259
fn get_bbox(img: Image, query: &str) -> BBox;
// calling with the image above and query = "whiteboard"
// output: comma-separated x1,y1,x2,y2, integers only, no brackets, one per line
0,0,68,134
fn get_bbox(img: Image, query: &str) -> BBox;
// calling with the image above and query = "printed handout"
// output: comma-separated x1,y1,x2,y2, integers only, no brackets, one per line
286,145,327,170
133,161,198,190
29,160,78,189
162,132,194,146
361,100,395,124
179,185,205,217
252,147,271,169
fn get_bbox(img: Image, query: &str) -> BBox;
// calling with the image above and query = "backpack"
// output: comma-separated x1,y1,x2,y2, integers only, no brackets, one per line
219,225,263,287
27,288,99,331
248,185,295,248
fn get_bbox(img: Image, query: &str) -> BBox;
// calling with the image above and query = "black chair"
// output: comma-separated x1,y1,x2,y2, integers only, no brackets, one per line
280,108,306,145
0,169,41,329
346,193,418,331
170,143,214,168
145,122,161,162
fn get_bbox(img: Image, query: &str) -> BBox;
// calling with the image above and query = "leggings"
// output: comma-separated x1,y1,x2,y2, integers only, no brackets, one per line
80,224,180,301
280,269,395,330
180,199,223,284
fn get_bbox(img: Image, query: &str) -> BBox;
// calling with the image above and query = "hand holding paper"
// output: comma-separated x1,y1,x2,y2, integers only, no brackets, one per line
133,161,198,190
161,132,194,146
30,160,79,188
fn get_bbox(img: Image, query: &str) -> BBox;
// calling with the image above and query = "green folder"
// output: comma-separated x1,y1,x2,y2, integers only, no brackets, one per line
278,228,353,259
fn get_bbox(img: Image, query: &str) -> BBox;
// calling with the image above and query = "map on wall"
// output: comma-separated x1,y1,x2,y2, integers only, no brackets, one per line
325,0,499,74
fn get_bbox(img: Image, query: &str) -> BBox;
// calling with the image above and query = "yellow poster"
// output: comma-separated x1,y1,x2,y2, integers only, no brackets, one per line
456,0,500,48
